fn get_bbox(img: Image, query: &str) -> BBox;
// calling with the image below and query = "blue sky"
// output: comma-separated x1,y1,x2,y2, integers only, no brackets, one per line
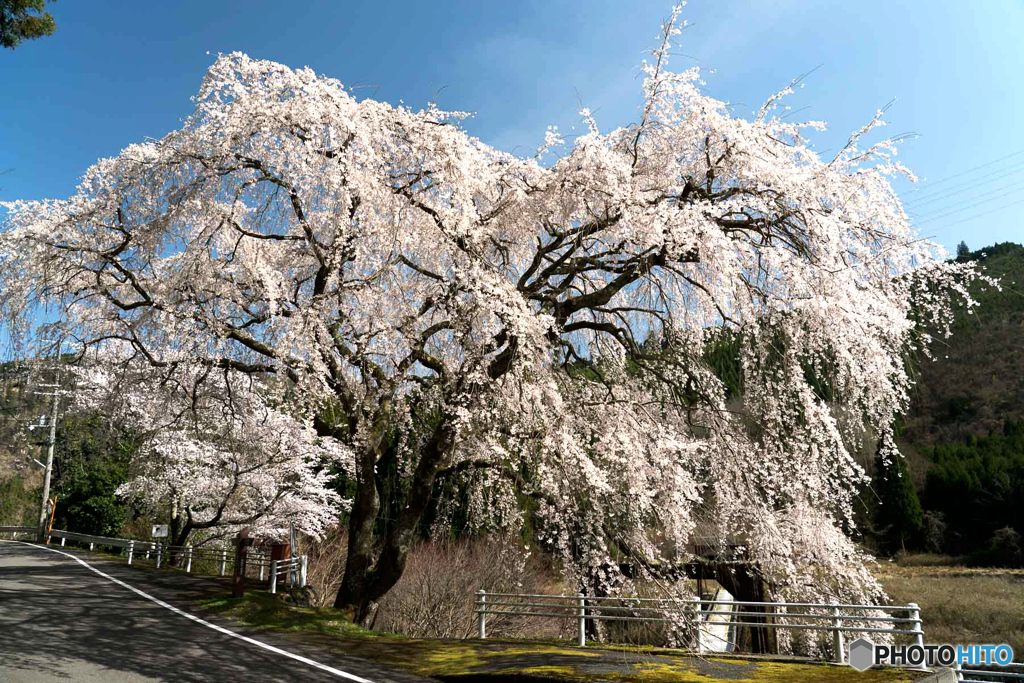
2,0,1022,253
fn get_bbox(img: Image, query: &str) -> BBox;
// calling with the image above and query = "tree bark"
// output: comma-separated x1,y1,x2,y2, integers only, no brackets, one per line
333,445,380,617
711,563,777,655
333,414,456,621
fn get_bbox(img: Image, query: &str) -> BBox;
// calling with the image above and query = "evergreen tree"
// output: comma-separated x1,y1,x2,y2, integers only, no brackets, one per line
874,443,924,553
0,0,56,50
50,412,138,538
956,240,970,259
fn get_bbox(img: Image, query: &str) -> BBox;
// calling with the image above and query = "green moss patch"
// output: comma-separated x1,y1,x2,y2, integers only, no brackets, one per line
191,592,929,683
196,592,384,640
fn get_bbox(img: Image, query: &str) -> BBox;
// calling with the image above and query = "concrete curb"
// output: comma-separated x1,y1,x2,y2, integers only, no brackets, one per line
915,668,957,683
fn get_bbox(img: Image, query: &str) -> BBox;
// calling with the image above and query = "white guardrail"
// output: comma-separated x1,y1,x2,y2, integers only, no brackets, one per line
474,590,924,664
15,528,308,590
956,662,1024,683
0,526,37,538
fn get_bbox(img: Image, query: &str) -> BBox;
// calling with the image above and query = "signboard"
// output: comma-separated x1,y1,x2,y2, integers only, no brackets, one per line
151,524,169,538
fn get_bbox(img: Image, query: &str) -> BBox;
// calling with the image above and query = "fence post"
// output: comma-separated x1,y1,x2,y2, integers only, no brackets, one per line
577,593,586,647
477,590,487,638
88,542,93,551
270,559,278,594
127,540,134,565
693,596,703,655
831,602,846,664
61,537,65,547
156,543,162,568
186,546,193,573
221,549,227,576
954,659,964,681
908,603,924,650
259,560,265,582
300,555,308,588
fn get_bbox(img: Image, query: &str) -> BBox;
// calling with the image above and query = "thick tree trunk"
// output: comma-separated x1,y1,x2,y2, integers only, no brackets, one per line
332,415,456,622
169,495,183,544
170,526,192,567
333,445,380,619
168,496,192,565
711,563,777,654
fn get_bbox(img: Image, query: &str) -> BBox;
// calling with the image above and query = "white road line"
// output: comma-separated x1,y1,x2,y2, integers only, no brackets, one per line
9,541,374,683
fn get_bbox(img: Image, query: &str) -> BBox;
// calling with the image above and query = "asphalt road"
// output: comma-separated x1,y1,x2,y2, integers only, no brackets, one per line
0,541,430,683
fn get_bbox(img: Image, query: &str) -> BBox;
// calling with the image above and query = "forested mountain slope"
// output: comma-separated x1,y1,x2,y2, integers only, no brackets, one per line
891,242,1024,561
902,242,1024,446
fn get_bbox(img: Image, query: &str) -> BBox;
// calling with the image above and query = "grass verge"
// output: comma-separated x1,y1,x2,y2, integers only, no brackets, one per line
194,591,928,682
876,560,1024,655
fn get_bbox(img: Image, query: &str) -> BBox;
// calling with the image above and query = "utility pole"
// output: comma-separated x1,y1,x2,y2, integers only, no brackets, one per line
36,383,59,543
33,339,63,545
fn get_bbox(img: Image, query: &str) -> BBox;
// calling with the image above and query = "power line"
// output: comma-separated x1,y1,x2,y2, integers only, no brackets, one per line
917,184,1024,227
918,197,1024,234
909,179,1024,219
909,179,1024,222
903,148,1024,195
903,159,1024,208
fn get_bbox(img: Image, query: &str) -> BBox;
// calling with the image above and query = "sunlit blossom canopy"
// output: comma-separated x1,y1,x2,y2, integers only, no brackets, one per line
0,5,990,622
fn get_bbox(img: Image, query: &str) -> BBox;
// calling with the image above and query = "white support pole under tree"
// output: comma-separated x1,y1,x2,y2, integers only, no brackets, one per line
477,590,486,639
832,602,846,664
270,559,278,594
693,596,703,655
577,593,586,647
127,540,134,565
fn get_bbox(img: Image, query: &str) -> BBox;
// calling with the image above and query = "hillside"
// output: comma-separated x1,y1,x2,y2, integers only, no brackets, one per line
0,361,49,525
886,242,1024,561
901,242,1024,447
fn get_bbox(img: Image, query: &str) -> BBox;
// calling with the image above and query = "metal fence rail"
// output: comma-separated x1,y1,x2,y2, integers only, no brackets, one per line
0,526,37,538
49,529,138,552
152,544,233,575
956,662,1024,682
474,589,924,663
268,555,307,594
44,528,306,588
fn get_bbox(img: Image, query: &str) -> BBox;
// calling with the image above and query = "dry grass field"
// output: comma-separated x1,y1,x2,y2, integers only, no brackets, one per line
875,555,1024,656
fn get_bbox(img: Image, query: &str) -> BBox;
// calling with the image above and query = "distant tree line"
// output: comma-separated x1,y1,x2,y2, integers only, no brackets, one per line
872,419,1024,566
924,419,1024,564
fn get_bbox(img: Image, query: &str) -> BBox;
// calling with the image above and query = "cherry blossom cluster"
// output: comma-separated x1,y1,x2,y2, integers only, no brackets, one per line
0,4,993,616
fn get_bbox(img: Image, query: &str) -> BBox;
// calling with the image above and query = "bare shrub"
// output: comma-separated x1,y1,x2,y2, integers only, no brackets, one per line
296,525,349,607
373,537,569,639
597,579,698,648
988,527,1023,567
921,511,947,555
